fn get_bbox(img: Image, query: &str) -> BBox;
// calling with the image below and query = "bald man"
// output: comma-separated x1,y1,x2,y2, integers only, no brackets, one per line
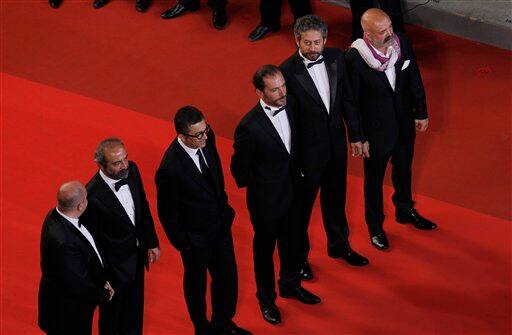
38,181,114,335
345,9,437,251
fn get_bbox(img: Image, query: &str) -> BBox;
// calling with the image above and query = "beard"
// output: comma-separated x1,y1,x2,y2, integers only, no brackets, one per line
304,52,321,61
109,168,129,180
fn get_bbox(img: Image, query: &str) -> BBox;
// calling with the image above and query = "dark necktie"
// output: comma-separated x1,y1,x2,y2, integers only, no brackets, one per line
114,178,129,191
307,57,324,69
197,150,215,189
265,105,286,116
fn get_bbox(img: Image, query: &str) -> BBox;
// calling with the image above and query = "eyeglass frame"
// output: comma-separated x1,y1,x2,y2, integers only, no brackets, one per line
181,124,211,140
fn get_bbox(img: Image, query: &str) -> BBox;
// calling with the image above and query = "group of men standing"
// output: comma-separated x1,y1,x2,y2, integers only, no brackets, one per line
38,8,436,335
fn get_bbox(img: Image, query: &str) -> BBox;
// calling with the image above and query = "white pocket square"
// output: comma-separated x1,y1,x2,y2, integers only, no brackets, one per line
401,60,410,70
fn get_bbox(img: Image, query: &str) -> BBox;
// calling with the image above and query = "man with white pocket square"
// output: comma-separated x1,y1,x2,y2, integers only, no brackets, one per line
345,8,437,251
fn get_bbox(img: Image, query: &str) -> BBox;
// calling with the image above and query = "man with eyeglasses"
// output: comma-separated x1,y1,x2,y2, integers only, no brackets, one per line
155,106,250,335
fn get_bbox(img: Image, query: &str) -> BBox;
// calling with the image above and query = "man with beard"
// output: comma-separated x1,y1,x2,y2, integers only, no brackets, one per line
248,0,312,41
161,0,227,30
280,15,369,281
231,65,321,325
345,9,437,250
155,107,250,335
85,138,160,335
38,181,114,335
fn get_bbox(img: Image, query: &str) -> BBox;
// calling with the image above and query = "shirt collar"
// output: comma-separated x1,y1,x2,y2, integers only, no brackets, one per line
99,169,122,191
56,207,80,227
299,49,324,67
259,99,285,118
177,137,200,156
369,43,392,58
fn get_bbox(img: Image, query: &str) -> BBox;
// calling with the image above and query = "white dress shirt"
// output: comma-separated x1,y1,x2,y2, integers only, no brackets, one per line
300,49,330,113
178,137,209,173
56,207,103,266
370,44,396,90
99,169,135,225
260,99,292,154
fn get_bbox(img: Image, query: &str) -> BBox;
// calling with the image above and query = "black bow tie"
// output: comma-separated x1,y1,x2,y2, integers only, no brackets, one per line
307,57,324,69
265,105,286,116
114,178,129,192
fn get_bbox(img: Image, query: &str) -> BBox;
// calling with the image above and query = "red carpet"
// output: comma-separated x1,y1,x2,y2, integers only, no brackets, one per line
1,1,511,219
1,1,511,334
2,74,511,334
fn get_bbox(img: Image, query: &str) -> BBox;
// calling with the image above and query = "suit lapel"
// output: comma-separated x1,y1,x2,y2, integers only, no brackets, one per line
127,172,141,226
325,55,338,114
175,142,214,195
255,105,290,156
201,143,222,196
285,103,296,156
95,174,135,229
292,53,327,112
393,56,405,92
53,211,105,268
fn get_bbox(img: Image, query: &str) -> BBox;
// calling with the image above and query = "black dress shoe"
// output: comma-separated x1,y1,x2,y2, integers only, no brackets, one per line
259,302,281,325
298,261,313,280
49,0,62,8
280,286,321,304
92,0,109,9
329,248,369,266
212,8,227,30
135,0,150,12
248,24,278,42
396,208,437,230
217,322,252,335
371,233,389,250
161,3,198,19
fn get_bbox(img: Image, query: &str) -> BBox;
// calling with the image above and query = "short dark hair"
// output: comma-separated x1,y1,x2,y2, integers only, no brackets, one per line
294,15,328,40
174,106,205,134
252,64,281,91
94,137,124,167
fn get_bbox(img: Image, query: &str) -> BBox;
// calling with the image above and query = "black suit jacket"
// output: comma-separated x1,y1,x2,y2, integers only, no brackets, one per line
85,162,159,283
345,33,427,155
155,130,235,251
38,209,109,333
231,98,301,222
280,47,363,174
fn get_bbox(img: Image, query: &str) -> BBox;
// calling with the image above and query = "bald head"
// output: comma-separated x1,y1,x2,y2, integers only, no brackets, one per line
361,8,394,50
57,181,87,215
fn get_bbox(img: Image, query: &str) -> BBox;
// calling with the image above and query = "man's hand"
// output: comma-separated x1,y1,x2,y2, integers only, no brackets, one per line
415,118,429,132
362,141,370,158
350,141,363,157
104,281,115,301
148,247,161,264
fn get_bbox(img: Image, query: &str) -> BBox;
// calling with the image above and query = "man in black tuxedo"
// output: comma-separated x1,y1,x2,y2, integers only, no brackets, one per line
38,181,114,335
231,65,321,325
85,138,160,335
345,8,437,250
248,0,311,41
280,15,369,280
155,106,250,335
161,0,227,30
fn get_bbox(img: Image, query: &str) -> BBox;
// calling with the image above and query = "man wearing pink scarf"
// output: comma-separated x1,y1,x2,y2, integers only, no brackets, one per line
345,9,437,251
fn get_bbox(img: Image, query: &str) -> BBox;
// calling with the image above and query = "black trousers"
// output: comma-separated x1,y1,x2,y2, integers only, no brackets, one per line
252,208,300,305
180,234,238,333
299,156,350,262
349,0,405,41
364,140,415,236
179,0,226,10
99,256,145,335
45,301,96,335
259,0,312,29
